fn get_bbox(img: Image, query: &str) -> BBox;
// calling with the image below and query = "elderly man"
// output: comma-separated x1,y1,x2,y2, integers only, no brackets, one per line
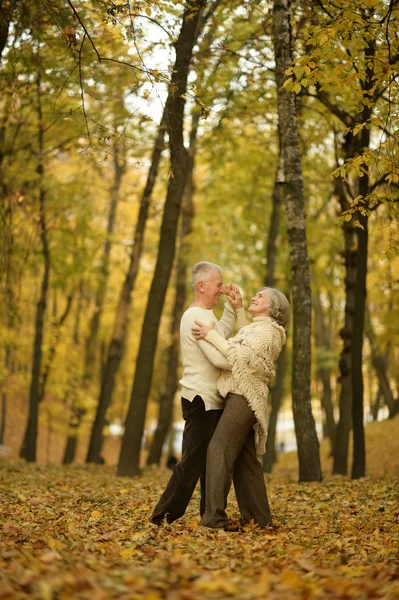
150,261,245,525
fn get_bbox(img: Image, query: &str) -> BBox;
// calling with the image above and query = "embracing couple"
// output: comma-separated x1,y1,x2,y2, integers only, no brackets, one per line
150,261,290,530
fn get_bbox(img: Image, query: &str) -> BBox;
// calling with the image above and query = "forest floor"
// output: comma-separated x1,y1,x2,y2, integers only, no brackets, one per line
1,416,398,600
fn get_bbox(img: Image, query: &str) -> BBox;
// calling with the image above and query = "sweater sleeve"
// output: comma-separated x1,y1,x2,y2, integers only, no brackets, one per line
236,307,248,329
197,339,232,370
217,302,237,338
205,329,231,357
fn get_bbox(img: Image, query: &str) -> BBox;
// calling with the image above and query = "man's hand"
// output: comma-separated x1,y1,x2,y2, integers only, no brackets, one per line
224,283,243,309
192,320,213,340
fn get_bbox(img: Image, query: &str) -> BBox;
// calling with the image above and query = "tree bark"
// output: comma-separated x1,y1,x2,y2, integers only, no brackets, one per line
365,310,397,418
85,109,167,464
39,295,73,402
351,201,368,479
313,289,336,453
85,151,125,383
263,345,287,473
21,71,50,462
351,36,376,479
147,110,199,467
262,171,286,473
272,0,322,482
117,0,207,477
64,150,124,464
333,177,356,475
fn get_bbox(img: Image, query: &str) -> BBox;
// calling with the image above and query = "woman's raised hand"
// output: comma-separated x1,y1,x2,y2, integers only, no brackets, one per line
192,320,212,340
225,283,243,309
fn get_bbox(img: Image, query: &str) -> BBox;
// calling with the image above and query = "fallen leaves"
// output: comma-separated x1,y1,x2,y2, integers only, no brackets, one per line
0,453,398,599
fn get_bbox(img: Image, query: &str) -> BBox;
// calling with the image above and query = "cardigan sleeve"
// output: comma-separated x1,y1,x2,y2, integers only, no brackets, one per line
236,307,248,329
217,302,237,339
205,329,231,357
196,338,232,370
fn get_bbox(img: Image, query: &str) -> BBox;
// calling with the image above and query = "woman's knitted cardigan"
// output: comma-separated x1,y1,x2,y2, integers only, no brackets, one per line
206,316,286,454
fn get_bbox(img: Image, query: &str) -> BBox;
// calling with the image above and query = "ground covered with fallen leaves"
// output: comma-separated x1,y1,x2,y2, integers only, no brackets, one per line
1,418,399,599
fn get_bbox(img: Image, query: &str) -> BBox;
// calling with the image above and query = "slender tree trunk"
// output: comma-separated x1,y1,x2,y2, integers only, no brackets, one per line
272,0,322,482
85,110,167,464
263,346,287,473
63,406,84,465
351,38,375,478
262,171,286,473
21,72,50,462
371,386,382,422
313,290,336,453
118,0,207,478
333,163,357,472
351,203,368,479
85,152,125,382
147,110,199,467
39,295,73,402
64,152,125,464
365,311,397,418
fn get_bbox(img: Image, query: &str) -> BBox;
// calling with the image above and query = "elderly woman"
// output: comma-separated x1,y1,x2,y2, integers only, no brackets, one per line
192,286,290,530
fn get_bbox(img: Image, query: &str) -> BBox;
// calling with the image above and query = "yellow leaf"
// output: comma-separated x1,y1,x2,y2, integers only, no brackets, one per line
68,523,77,534
145,7,151,16
91,510,101,518
120,547,136,559
281,570,303,588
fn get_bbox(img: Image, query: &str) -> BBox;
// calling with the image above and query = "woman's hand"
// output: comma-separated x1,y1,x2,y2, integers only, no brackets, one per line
192,320,212,340
225,283,243,309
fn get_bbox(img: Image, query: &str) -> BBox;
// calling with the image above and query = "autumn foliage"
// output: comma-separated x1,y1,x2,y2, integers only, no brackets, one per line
1,416,398,600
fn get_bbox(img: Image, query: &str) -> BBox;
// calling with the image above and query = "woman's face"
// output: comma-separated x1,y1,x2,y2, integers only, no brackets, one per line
248,289,270,317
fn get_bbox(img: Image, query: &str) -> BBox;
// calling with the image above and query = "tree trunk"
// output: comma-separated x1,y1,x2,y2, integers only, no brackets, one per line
63,406,84,465
313,289,336,453
64,151,125,465
117,0,207,478
39,295,73,402
272,0,322,482
21,71,50,462
85,110,167,464
351,204,368,479
371,386,382,422
333,176,356,475
263,345,287,473
147,110,199,467
351,38,375,478
84,151,125,383
262,170,286,473
365,311,397,418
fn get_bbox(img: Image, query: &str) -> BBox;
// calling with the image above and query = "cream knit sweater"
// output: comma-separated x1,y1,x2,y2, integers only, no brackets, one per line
205,316,286,453
179,303,247,410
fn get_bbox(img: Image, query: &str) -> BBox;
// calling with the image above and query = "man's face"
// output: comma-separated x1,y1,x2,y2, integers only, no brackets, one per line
200,271,225,308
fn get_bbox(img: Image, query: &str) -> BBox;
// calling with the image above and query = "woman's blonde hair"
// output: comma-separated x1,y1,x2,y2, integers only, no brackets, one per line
257,287,290,329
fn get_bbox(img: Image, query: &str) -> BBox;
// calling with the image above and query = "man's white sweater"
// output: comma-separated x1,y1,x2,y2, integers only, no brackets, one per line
179,302,246,410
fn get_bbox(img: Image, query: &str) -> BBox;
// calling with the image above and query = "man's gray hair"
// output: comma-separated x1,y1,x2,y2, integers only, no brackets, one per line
191,261,223,291
258,287,291,329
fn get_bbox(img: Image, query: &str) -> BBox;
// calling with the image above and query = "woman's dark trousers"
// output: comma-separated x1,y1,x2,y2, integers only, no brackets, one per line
150,395,222,525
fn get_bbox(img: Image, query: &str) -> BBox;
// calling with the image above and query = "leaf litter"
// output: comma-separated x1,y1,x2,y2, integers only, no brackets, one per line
1,421,398,600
